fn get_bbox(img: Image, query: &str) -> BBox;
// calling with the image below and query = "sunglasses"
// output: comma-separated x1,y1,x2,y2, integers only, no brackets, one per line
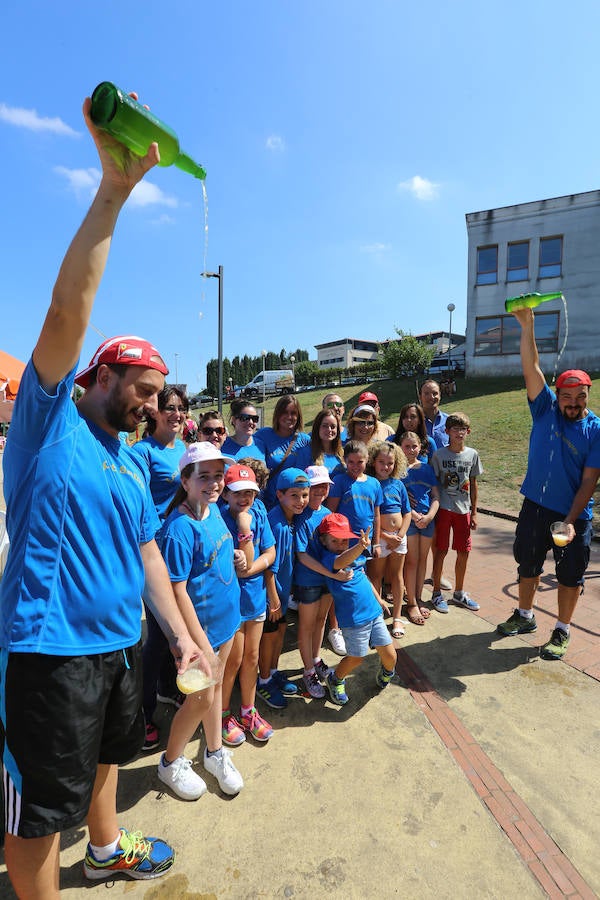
356,420,376,427
201,426,226,436
327,402,344,409
163,404,186,413
237,413,259,423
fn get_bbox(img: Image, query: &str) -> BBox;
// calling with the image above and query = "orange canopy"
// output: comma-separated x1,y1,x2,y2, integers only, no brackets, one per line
0,350,26,399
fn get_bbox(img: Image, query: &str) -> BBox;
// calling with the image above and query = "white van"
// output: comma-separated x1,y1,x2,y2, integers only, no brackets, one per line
241,369,294,398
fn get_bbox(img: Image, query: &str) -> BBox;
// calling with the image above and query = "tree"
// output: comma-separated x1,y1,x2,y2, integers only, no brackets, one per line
380,331,435,378
294,360,319,386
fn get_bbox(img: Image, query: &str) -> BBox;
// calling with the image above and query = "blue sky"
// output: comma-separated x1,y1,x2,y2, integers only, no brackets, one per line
2,1,600,392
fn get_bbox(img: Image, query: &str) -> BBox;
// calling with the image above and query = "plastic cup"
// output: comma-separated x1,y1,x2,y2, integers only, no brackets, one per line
550,521,570,548
176,654,223,695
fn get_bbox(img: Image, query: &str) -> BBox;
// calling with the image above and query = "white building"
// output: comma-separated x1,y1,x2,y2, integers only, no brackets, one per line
314,338,380,370
465,191,600,377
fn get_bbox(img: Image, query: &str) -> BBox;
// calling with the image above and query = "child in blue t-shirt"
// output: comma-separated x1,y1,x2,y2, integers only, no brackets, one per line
326,440,383,555
220,464,276,746
257,468,310,711
307,513,396,705
158,442,252,802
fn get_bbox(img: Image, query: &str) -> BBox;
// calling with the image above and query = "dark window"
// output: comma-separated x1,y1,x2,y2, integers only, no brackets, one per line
475,311,559,355
476,245,498,285
507,241,529,282
539,236,562,278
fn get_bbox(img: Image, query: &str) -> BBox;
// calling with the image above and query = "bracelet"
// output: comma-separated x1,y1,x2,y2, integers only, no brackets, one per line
372,543,381,548
270,603,281,611
238,531,254,543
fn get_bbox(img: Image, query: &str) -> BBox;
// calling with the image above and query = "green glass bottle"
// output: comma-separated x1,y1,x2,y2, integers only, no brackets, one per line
505,291,564,313
90,82,206,180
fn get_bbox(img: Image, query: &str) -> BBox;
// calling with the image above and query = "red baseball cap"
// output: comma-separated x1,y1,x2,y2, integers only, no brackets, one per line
75,335,169,388
358,391,378,405
555,369,591,389
224,463,259,492
318,513,358,540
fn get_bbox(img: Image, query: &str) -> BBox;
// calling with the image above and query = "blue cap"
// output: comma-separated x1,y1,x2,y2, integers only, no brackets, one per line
276,467,311,491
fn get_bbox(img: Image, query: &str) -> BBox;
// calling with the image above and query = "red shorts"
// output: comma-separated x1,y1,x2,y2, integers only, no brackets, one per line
435,508,472,553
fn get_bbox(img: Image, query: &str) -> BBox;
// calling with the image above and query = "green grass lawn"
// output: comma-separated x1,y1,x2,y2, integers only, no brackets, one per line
256,373,600,533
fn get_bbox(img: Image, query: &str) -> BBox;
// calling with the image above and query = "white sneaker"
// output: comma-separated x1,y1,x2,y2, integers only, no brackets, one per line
439,576,453,591
327,628,347,656
203,748,244,795
158,754,207,801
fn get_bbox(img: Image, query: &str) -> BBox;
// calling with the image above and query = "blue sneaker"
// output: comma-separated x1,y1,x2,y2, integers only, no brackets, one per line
271,670,299,696
256,678,287,709
452,591,480,611
83,828,174,881
431,592,449,613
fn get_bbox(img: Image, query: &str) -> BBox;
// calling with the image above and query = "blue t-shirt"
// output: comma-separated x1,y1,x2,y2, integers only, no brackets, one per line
314,545,381,628
267,504,296,611
294,505,331,587
402,463,438,515
290,443,345,478
221,436,266,463
221,501,275,620
329,473,383,534
253,428,310,509
425,411,449,449
0,359,159,654
130,435,185,523
161,504,241,649
378,477,411,515
520,384,600,520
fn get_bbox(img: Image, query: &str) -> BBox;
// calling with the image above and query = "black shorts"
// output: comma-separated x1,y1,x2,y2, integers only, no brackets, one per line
513,498,593,588
262,612,287,634
1,642,144,838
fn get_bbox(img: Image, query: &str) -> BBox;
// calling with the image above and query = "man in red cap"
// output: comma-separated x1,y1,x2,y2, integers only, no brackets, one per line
357,390,393,440
0,95,203,894
497,308,600,660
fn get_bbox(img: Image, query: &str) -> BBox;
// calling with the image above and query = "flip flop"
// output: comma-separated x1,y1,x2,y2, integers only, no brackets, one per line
391,618,406,638
406,604,426,626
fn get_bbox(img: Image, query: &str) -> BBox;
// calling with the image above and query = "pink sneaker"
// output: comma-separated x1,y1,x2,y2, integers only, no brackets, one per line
241,707,273,742
222,711,246,747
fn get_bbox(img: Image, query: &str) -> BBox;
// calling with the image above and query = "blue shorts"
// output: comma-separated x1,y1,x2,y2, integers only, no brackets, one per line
407,519,435,538
341,615,392,657
293,584,329,605
514,498,593,588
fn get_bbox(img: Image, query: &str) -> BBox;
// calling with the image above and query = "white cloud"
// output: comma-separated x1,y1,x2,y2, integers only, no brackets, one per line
54,166,178,209
397,175,440,201
150,213,176,226
360,242,391,256
265,134,285,152
0,103,79,137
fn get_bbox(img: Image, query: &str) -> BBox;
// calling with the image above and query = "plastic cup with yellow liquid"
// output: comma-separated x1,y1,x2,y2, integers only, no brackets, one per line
550,521,570,548
176,653,223,696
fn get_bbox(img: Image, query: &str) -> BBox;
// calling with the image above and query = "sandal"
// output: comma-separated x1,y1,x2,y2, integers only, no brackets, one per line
392,618,406,638
417,601,431,620
406,604,426,626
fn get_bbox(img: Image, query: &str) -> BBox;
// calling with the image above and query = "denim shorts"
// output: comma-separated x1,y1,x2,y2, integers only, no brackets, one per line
293,584,329,605
407,519,435,538
514,498,593,587
341,614,392,657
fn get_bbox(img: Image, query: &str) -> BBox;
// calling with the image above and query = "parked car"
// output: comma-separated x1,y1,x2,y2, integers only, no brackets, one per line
241,369,295,398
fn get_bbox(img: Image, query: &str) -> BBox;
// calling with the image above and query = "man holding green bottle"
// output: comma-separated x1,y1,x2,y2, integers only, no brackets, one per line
0,94,204,895
497,307,600,660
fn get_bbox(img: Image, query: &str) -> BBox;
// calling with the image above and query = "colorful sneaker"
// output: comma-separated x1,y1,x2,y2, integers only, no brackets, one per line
431,592,449,613
327,627,347,656
452,591,480,611
240,707,273,741
83,828,175,881
326,672,349,705
376,664,395,688
271,670,299,696
540,628,570,660
303,671,326,698
314,658,331,682
497,609,537,636
203,747,244,795
222,711,246,747
142,722,159,752
157,754,206,801
256,678,287,709
156,690,185,709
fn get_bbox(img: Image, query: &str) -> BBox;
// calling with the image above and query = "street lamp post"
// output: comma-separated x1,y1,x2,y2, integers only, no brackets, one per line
290,355,295,390
201,265,224,412
261,349,267,407
174,353,179,387
447,303,455,373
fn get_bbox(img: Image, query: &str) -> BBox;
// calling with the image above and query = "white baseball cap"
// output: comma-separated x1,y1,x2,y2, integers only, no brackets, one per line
179,441,235,471
305,465,333,485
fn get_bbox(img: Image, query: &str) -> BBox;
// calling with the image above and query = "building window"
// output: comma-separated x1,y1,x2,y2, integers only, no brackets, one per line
507,241,529,282
475,311,559,355
539,236,563,278
476,245,498,285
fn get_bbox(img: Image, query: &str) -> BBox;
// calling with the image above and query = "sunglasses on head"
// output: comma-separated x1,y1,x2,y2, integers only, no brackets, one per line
237,413,259,423
201,426,226,436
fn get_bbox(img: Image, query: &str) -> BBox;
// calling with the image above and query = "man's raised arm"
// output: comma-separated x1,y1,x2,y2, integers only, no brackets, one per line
512,307,546,402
